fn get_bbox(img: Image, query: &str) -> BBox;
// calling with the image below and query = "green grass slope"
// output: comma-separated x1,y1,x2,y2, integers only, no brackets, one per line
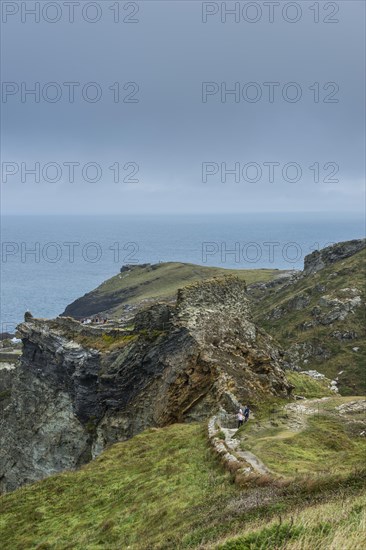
216,492,366,549
254,249,366,395
0,424,236,549
62,262,285,319
285,371,334,398
239,396,366,478
1,416,365,550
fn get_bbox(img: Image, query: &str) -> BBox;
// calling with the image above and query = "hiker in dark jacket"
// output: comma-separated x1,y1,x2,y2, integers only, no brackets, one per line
244,405,250,422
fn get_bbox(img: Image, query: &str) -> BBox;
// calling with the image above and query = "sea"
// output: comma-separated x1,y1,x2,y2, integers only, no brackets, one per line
1,213,365,331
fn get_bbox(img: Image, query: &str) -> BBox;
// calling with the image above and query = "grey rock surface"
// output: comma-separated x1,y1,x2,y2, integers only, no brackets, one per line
303,239,365,275
0,276,292,493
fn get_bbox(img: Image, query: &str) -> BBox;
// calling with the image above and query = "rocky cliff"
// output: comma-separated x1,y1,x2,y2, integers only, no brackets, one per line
253,241,366,394
303,239,365,275
0,346,21,411
0,276,292,493
0,364,16,410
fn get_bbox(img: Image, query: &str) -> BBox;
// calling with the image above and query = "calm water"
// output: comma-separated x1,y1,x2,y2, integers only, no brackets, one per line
1,213,365,330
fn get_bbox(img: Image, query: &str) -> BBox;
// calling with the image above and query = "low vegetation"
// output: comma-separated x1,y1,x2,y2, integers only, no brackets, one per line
285,371,333,398
72,332,138,351
0,424,236,549
1,408,365,549
242,413,365,477
217,492,366,549
255,249,366,395
63,262,286,319
238,396,366,478
93,263,282,306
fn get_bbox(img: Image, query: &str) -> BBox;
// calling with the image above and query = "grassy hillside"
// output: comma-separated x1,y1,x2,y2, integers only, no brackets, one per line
1,412,365,550
217,492,366,549
62,262,285,319
254,249,366,395
237,396,366,478
285,371,334,398
0,424,234,549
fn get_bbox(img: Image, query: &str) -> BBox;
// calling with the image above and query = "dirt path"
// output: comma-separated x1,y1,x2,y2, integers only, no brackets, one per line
209,397,366,478
284,397,332,431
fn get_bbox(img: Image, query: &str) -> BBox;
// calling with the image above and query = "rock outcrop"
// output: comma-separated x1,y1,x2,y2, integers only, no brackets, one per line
0,276,292,493
0,346,21,411
253,241,365,394
303,239,365,275
0,363,17,410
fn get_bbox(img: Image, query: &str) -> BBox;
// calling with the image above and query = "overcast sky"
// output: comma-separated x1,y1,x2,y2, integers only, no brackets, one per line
1,0,365,215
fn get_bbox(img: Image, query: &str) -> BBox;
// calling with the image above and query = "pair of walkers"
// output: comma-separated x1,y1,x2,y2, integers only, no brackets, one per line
237,406,250,428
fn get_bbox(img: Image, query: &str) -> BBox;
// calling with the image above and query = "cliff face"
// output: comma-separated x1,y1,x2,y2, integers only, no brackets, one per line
253,242,366,394
0,276,291,492
303,239,365,275
0,364,16,410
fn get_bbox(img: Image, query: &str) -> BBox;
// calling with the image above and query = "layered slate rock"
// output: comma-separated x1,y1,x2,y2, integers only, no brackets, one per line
0,276,292,492
303,239,365,275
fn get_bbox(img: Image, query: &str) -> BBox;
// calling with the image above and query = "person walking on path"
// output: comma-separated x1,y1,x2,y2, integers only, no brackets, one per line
244,405,250,423
237,408,244,429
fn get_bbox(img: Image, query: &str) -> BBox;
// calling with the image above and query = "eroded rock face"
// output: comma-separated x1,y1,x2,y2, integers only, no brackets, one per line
0,363,17,410
303,239,366,275
0,276,292,493
306,289,363,327
265,292,312,321
284,342,331,370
